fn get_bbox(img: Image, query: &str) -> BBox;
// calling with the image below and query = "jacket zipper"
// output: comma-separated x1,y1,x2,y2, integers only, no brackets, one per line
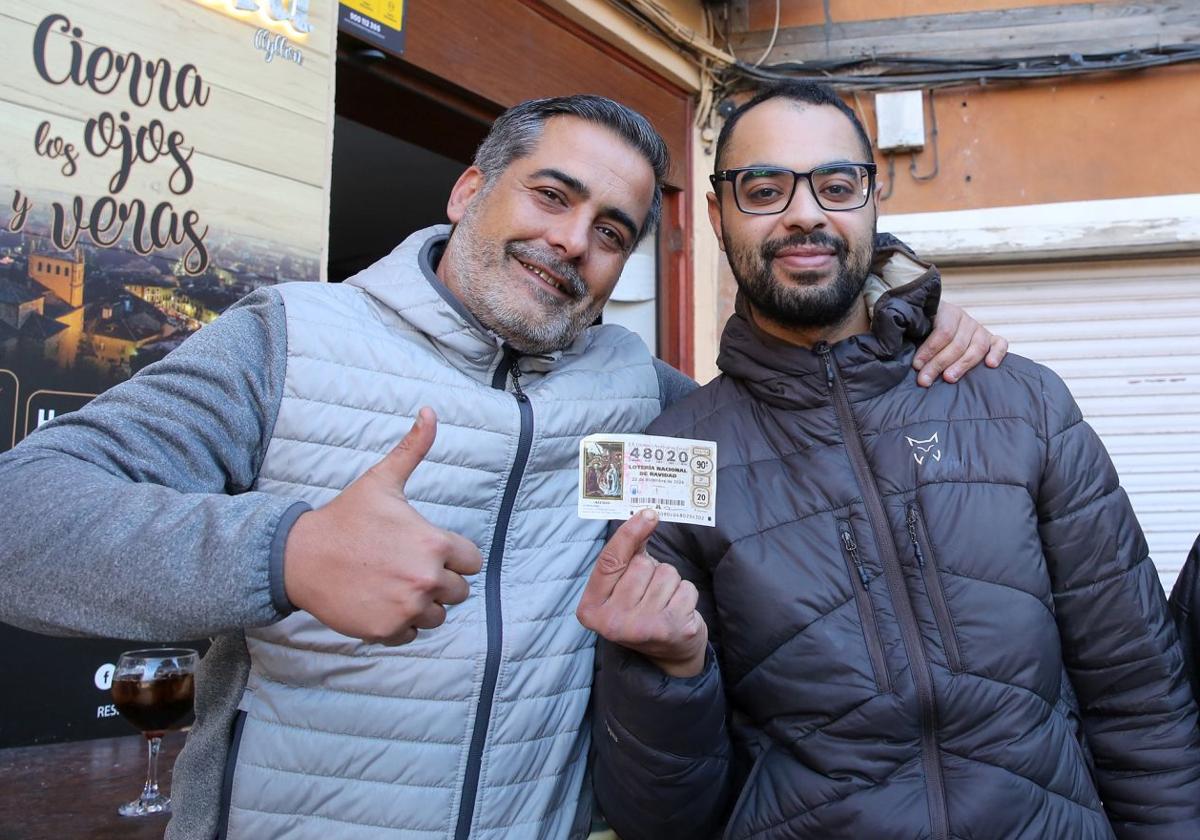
454,347,534,840
817,342,950,840
906,503,964,674
214,709,247,839
837,519,890,692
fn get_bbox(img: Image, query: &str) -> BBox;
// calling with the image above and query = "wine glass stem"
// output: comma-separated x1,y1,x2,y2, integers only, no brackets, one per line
142,735,163,802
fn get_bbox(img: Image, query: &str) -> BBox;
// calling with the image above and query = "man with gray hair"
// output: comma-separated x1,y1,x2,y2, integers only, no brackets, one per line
0,94,1000,839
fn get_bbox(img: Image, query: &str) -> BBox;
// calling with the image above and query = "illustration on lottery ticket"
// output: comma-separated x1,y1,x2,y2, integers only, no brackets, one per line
578,433,718,527
582,440,624,500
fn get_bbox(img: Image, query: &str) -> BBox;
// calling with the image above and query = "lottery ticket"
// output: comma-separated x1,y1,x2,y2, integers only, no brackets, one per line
578,433,717,526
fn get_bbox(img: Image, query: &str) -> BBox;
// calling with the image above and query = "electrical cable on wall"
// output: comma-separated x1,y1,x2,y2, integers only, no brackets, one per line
607,0,737,66
607,0,1200,166
909,90,939,182
751,0,781,68
878,154,896,202
609,0,1200,93
603,0,737,151
733,44,1200,90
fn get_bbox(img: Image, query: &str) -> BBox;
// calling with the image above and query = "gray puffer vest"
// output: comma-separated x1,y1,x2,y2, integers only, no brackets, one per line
226,226,661,838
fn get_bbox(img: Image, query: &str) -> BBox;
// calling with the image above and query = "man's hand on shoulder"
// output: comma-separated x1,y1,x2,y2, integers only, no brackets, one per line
282,407,482,645
913,301,1008,387
576,510,708,678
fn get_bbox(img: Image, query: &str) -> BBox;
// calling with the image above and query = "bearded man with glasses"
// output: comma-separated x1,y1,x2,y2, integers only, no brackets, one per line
583,82,1200,840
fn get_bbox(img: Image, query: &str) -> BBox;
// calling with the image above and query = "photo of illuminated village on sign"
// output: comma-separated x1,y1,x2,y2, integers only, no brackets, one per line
0,212,318,446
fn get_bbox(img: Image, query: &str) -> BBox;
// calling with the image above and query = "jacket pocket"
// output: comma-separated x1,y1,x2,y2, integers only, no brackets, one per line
905,502,964,673
214,709,247,840
837,518,890,692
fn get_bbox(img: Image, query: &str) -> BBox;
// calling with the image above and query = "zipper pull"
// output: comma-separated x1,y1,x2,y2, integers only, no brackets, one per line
499,344,528,402
816,342,835,390
839,522,870,587
906,505,925,567
510,362,527,402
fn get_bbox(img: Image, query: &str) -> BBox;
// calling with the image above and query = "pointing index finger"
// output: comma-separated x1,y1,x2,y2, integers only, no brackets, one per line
579,509,659,606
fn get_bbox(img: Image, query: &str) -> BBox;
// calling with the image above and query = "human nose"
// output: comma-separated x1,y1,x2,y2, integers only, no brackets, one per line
544,209,590,260
778,176,828,232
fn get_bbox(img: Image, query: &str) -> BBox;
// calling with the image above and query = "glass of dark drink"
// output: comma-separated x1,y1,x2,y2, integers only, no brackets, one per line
111,647,198,816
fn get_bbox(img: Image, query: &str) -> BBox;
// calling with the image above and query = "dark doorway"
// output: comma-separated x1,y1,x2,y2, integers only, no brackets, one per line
328,35,497,281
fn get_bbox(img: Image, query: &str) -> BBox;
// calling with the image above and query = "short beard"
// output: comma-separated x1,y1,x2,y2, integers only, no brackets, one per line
726,229,873,330
445,203,604,355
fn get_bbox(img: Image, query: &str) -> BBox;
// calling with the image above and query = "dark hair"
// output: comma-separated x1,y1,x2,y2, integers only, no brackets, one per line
473,94,670,242
714,82,875,171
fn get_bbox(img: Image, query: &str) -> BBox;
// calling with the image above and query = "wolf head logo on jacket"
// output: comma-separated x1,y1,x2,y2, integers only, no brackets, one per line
906,431,942,465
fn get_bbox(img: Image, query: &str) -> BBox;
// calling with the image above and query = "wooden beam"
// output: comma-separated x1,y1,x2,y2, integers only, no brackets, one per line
728,2,1200,65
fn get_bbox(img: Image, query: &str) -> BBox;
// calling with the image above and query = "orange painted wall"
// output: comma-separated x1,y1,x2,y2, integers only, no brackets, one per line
859,65,1200,213
734,1,1200,213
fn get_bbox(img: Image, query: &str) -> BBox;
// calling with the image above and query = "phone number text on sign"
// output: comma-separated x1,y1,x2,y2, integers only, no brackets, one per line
345,10,382,33
578,433,717,526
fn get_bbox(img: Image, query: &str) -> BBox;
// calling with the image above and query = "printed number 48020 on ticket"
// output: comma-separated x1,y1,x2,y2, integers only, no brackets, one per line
578,433,716,526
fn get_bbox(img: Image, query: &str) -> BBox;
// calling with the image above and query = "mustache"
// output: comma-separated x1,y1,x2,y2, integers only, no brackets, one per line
506,242,586,299
761,230,848,261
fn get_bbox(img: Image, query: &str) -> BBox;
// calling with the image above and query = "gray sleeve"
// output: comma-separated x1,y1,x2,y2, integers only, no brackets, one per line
653,358,698,410
0,287,307,641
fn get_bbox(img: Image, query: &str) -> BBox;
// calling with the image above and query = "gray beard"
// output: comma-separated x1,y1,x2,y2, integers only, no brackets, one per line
443,212,603,355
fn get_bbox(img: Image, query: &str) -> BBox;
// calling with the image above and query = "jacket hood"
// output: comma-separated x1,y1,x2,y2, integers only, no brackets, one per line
715,232,942,410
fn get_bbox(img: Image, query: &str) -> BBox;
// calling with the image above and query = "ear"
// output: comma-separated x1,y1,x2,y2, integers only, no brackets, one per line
446,166,487,224
706,191,726,253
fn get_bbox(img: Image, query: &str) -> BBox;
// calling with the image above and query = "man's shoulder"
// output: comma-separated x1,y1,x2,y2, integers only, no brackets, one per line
270,280,361,304
268,280,384,329
911,351,1081,438
651,358,698,409
953,352,1069,403
574,339,696,411
646,373,736,437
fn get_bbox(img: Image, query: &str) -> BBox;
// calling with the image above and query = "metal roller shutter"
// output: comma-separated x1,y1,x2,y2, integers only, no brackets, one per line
940,257,1200,592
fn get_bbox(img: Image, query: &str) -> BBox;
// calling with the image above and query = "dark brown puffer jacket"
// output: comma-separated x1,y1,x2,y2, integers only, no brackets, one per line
591,240,1200,840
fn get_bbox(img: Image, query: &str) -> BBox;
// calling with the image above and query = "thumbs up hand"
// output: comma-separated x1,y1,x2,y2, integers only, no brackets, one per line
282,407,483,645
576,510,708,678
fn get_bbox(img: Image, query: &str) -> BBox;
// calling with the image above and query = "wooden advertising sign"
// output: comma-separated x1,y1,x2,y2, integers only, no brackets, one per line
0,0,336,747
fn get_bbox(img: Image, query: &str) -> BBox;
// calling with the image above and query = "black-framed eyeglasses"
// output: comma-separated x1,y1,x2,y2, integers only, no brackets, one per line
710,163,877,215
